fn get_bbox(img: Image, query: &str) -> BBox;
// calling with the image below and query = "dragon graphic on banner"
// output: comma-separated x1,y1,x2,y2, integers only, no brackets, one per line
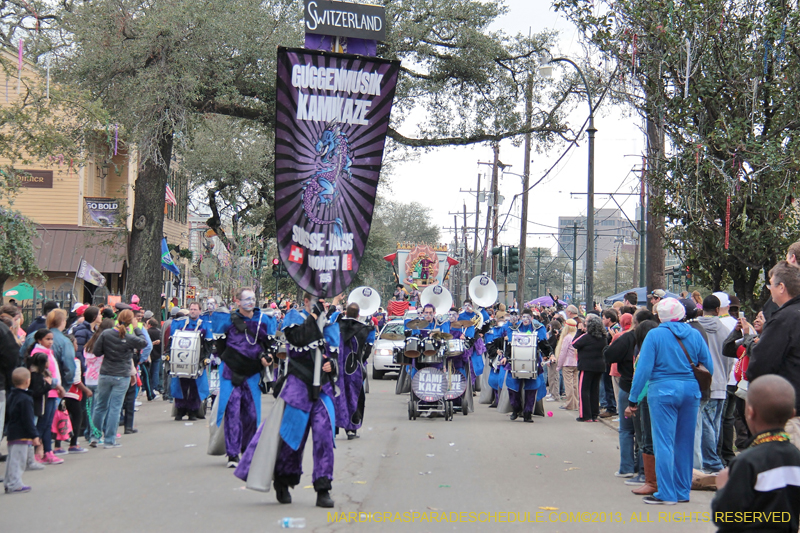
273,47,400,297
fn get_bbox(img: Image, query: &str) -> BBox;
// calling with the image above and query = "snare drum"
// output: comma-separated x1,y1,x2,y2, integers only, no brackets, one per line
405,337,421,358
446,338,466,356
422,337,439,356
510,333,536,379
419,352,444,364
170,329,203,379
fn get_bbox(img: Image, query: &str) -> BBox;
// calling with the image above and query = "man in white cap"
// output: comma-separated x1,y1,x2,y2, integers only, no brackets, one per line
712,292,737,332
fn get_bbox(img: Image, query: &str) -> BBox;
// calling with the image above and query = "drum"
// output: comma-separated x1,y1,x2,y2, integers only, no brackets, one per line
411,367,446,402
446,338,466,357
444,370,466,400
422,337,439,356
419,352,443,364
510,333,537,379
405,337,421,358
170,329,203,378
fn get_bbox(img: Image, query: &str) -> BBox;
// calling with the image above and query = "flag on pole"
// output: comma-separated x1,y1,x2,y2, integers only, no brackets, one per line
165,184,177,206
161,238,181,279
77,259,107,286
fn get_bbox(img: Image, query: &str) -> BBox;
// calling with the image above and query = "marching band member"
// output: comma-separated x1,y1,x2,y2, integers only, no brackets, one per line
169,302,210,421
264,293,339,507
403,303,450,377
498,309,551,423
208,287,277,468
335,302,375,440
485,312,508,408
457,298,487,388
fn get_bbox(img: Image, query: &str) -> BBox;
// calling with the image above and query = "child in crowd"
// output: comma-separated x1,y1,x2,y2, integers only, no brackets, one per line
712,375,800,531
26,344,53,461
4,368,43,494
27,328,66,465
53,335,92,454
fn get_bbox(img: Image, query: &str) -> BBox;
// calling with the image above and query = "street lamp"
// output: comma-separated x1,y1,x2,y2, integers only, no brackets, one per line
539,52,596,310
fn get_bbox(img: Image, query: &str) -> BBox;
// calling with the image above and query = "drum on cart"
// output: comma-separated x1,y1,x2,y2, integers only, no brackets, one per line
404,337,421,358
510,333,537,379
170,329,203,378
445,338,466,357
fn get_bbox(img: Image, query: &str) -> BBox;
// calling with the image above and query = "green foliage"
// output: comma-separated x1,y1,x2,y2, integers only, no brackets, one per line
554,0,800,311
0,207,44,282
594,251,635,299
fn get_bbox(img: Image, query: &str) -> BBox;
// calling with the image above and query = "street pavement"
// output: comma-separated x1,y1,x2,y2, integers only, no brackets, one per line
3,370,717,533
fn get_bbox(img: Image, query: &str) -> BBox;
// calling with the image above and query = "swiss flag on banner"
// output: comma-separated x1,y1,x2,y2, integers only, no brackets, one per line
342,254,352,271
289,245,304,264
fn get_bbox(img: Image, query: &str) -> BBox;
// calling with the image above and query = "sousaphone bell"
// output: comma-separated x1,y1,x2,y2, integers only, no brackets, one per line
420,284,453,315
347,286,381,317
468,274,498,309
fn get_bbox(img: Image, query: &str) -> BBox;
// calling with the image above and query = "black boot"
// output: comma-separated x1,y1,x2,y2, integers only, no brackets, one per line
174,409,185,421
314,477,334,507
316,490,334,508
510,410,520,421
274,480,292,504
523,412,533,423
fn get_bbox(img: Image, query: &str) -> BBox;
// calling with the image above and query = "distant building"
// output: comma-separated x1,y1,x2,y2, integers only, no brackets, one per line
557,208,638,272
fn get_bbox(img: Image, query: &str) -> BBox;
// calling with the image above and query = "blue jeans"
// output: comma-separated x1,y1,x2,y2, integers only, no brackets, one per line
36,397,58,453
648,380,700,503
693,398,725,473
150,358,163,393
600,372,617,412
92,375,130,445
617,389,636,474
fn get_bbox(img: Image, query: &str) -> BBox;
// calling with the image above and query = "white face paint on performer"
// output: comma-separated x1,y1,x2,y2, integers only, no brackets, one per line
206,298,217,312
422,306,435,324
238,291,257,312
521,314,532,326
449,311,459,322
463,303,473,313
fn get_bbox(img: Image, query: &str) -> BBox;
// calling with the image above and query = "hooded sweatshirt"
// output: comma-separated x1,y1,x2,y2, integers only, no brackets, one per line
697,315,735,400
629,321,713,403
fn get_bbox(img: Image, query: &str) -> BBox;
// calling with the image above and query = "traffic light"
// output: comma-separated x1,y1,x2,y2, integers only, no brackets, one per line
492,246,504,273
272,258,280,278
508,247,520,273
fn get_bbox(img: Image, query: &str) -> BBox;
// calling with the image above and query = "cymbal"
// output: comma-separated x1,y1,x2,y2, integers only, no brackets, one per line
381,332,404,341
432,332,453,341
406,318,429,329
450,320,474,328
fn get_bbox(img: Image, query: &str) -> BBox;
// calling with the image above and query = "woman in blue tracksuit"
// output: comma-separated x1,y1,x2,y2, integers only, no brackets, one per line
627,298,713,505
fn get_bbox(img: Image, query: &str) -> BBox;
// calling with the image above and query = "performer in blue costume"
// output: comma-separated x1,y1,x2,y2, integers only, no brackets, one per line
334,302,375,440
456,298,486,388
485,311,509,408
403,303,450,378
169,302,210,421
208,287,277,468
498,309,551,423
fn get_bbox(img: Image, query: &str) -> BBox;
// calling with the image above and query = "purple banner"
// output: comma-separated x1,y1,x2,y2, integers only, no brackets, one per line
274,47,400,297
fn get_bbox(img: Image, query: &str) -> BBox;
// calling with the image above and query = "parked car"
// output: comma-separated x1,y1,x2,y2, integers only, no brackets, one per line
371,319,405,380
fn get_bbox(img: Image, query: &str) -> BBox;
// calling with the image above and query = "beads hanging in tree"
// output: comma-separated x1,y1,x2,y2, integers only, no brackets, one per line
725,195,731,250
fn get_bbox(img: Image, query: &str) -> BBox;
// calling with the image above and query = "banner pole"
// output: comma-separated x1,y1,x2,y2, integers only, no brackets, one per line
71,254,84,302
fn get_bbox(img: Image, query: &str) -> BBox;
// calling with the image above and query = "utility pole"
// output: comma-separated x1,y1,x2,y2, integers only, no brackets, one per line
453,214,459,295
463,204,469,301
572,223,578,303
473,173,481,278
536,248,542,298
518,70,533,306
491,143,500,280
639,155,646,287
614,240,621,294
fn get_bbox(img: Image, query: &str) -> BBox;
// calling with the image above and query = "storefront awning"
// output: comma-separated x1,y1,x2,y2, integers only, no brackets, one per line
34,224,127,274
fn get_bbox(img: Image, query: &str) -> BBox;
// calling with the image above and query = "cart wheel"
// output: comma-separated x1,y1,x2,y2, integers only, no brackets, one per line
462,399,468,416
444,401,451,421
412,400,418,420
408,401,413,421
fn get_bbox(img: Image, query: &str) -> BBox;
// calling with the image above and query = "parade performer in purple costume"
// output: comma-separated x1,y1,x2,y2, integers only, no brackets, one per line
457,299,487,387
237,293,339,508
335,303,375,440
498,309,551,423
210,287,277,468
169,302,210,421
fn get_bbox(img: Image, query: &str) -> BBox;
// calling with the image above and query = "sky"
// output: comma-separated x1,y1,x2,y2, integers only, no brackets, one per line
386,0,645,256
